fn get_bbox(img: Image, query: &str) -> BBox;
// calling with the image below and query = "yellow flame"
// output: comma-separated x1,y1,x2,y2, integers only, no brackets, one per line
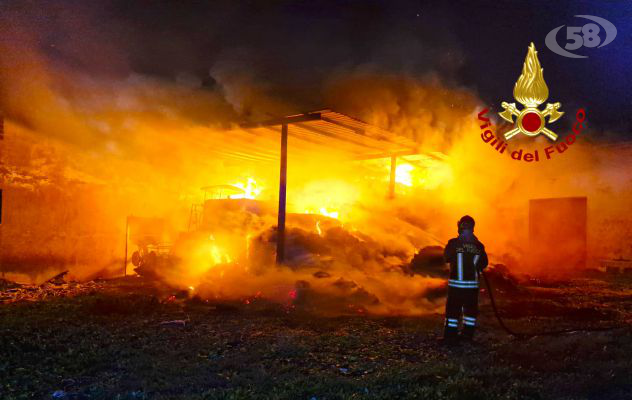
395,163,414,187
316,220,322,236
291,179,356,222
209,243,232,264
514,42,549,107
320,207,339,219
230,178,261,199
416,160,453,190
205,234,232,266
303,207,340,220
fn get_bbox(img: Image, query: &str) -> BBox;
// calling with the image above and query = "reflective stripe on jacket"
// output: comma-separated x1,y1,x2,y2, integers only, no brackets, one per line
444,233,488,289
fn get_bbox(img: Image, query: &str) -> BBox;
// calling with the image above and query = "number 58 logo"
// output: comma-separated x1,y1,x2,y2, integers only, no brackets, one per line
545,15,617,58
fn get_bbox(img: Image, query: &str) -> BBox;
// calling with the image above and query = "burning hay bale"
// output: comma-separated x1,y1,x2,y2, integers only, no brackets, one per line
250,222,409,273
405,246,447,277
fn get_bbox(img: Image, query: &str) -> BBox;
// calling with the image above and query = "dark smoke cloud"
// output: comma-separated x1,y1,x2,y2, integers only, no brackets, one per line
3,1,628,136
1,0,468,123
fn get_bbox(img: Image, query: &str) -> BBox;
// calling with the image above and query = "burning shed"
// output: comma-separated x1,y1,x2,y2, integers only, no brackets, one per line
113,109,452,303
234,109,443,263
0,108,449,302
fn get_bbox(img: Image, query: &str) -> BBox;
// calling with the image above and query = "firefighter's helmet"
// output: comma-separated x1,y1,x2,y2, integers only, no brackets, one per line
458,215,475,233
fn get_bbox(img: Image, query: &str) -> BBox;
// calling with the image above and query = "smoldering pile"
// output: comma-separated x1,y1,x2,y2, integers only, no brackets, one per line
182,215,447,315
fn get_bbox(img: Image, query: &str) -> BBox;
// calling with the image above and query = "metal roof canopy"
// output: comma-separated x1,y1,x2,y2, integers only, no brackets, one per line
237,109,433,264
236,109,442,162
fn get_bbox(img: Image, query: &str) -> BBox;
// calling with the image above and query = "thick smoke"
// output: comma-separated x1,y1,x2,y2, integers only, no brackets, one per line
1,1,630,312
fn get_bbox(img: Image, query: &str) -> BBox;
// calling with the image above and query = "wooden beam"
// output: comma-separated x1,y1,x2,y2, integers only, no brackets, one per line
276,123,288,264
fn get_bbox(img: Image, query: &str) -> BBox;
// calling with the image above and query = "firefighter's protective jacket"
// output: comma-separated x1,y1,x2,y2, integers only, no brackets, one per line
443,231,488,289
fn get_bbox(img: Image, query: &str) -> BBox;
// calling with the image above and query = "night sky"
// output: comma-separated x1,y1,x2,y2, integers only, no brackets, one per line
4,0,632,139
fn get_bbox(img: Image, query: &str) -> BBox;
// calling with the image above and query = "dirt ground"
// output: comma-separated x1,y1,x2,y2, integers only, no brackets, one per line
1,275,631,400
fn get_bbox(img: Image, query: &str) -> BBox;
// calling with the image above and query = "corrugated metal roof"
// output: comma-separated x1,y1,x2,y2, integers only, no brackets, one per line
212,109,432,163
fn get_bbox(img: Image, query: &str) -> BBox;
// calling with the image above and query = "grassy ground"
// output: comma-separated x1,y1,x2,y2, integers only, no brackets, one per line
1,277,631,400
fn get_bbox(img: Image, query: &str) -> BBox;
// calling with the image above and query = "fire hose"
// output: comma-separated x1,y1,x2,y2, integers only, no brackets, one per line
479,269,626,339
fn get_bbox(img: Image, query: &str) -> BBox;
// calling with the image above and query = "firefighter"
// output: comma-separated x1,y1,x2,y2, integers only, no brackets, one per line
442,215,488,343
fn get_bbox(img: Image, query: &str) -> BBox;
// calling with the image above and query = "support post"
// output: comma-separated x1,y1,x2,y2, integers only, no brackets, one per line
276,123,288,264
388,155,396,199
123,216,129,276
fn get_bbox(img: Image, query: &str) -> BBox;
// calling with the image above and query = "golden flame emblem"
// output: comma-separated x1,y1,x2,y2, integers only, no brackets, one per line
499,43,563,141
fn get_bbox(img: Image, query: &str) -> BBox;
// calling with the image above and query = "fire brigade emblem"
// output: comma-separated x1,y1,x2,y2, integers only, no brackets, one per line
499,43,564,141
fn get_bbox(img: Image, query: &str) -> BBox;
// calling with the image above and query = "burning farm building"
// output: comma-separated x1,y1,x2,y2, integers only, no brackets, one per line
1,92,632,315
0,105,455,313
0,7,631,315
2,3,632,399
